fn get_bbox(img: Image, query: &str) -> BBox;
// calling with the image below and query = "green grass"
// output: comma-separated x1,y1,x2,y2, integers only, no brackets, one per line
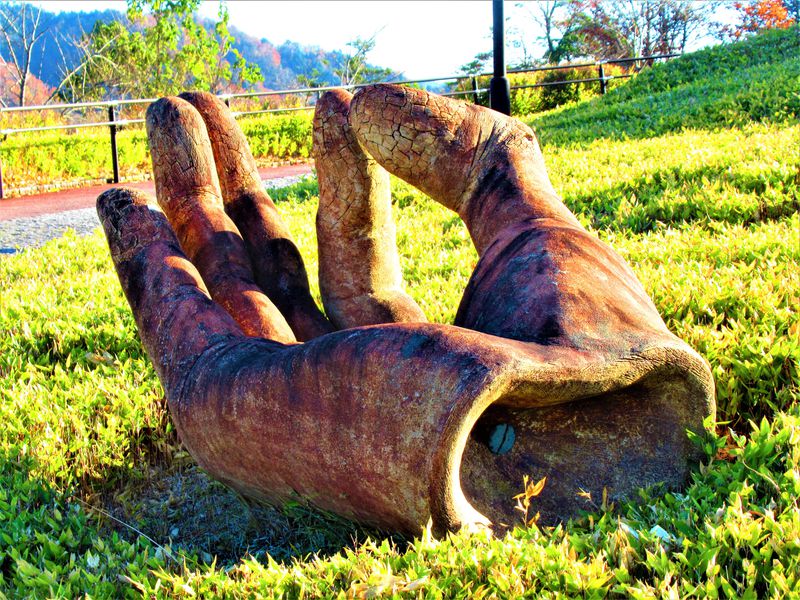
1,28,799,599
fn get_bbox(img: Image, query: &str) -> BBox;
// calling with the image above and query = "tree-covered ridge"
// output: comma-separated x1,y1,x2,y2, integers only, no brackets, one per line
0,1,400,106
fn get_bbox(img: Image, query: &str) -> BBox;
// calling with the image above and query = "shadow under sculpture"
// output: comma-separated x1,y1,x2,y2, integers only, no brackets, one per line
96,84,715,536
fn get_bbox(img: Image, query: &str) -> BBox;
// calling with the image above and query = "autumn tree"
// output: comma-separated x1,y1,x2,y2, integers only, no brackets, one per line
552,1,717,61
554,1,630,60
786,0,800,21
724,0,796,39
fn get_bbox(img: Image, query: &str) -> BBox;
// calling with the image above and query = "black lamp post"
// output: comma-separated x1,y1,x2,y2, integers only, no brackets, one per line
489,0,511,115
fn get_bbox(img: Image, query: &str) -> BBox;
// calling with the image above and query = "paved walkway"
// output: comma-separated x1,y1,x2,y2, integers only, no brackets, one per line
0,164,314,252
0,163,313,221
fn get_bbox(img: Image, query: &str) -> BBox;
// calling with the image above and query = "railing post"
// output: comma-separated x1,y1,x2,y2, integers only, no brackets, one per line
471,77,480,105
108,104,119,184
489,0,511,115
0,138,4,200
598,63,607,95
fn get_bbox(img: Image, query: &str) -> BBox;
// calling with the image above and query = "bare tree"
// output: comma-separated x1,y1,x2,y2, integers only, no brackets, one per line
46,22,122,104
619,1,719,55
0,1,49,106
555,0,718,62
334,30,392,86
508,1,568,64
532,1,566,61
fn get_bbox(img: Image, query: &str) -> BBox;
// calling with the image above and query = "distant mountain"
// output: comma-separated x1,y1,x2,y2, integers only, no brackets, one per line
0,58,53,106
231,31,364,90
0,4,401,104
0,9,121,93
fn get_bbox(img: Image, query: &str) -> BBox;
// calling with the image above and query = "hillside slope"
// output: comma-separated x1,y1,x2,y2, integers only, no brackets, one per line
530,27,800,146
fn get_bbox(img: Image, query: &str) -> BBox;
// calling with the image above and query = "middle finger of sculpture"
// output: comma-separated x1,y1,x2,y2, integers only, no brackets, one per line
97,85,715,536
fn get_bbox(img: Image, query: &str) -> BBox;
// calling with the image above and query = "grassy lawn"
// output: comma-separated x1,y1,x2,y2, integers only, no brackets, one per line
0,28,798,598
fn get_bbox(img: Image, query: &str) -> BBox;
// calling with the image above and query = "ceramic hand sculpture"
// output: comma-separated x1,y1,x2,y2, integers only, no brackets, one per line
97,85,715,536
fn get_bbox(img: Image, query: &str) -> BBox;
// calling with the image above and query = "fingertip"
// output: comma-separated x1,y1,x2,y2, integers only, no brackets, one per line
179,90,227,115
96,187,153,227
145,95,222,218
313,89,357,159
316,89,353,115
146,95,210,144
145,95,186,131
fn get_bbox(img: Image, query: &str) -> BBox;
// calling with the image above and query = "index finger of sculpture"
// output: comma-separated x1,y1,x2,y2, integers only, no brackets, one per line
178,91,334,341
146,96,295,343
348,84,581,255
96,187,246,395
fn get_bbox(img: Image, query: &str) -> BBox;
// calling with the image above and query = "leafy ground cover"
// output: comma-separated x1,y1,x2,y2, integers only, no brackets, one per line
0,111,313,194
1,28,798,598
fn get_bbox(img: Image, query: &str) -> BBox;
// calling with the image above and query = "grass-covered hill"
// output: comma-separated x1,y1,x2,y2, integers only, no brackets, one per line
0,28,798,597
529,26,800,145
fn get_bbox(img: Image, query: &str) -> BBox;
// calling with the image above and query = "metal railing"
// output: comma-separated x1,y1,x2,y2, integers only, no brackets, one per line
0,53,679,199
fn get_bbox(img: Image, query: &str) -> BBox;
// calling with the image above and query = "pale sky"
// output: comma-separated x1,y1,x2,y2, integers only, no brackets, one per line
33,1,728,80
34,1,504,79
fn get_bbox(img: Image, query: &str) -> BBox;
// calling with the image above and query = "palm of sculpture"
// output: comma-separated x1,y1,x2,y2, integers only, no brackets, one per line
97,85,715,536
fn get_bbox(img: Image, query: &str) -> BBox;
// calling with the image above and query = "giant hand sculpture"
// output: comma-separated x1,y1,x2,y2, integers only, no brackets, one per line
97,85,715,536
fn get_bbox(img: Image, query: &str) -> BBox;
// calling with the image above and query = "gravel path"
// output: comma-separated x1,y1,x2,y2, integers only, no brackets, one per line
0,175,311,254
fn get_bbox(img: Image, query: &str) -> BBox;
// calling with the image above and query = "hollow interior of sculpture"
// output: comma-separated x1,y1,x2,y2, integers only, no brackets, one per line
457,367,704,529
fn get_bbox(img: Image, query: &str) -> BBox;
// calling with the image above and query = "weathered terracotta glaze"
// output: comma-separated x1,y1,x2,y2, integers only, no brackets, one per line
97,84,715,536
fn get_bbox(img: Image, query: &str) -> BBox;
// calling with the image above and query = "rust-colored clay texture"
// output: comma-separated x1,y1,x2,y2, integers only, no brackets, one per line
97,86,715,536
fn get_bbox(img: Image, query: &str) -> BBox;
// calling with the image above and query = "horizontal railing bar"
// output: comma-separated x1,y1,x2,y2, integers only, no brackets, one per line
0,98,157,114
510,77,604,89
0,53,680,117
219,75,469,100
603,53,681,64
222,84,356,100
231,71,504,100
233,106,315,117
1,99,115,113
114,97,158,106
440,88,489,97
510,73,634,91
507,62,598,74
504,53,679,75
0,118,145,135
